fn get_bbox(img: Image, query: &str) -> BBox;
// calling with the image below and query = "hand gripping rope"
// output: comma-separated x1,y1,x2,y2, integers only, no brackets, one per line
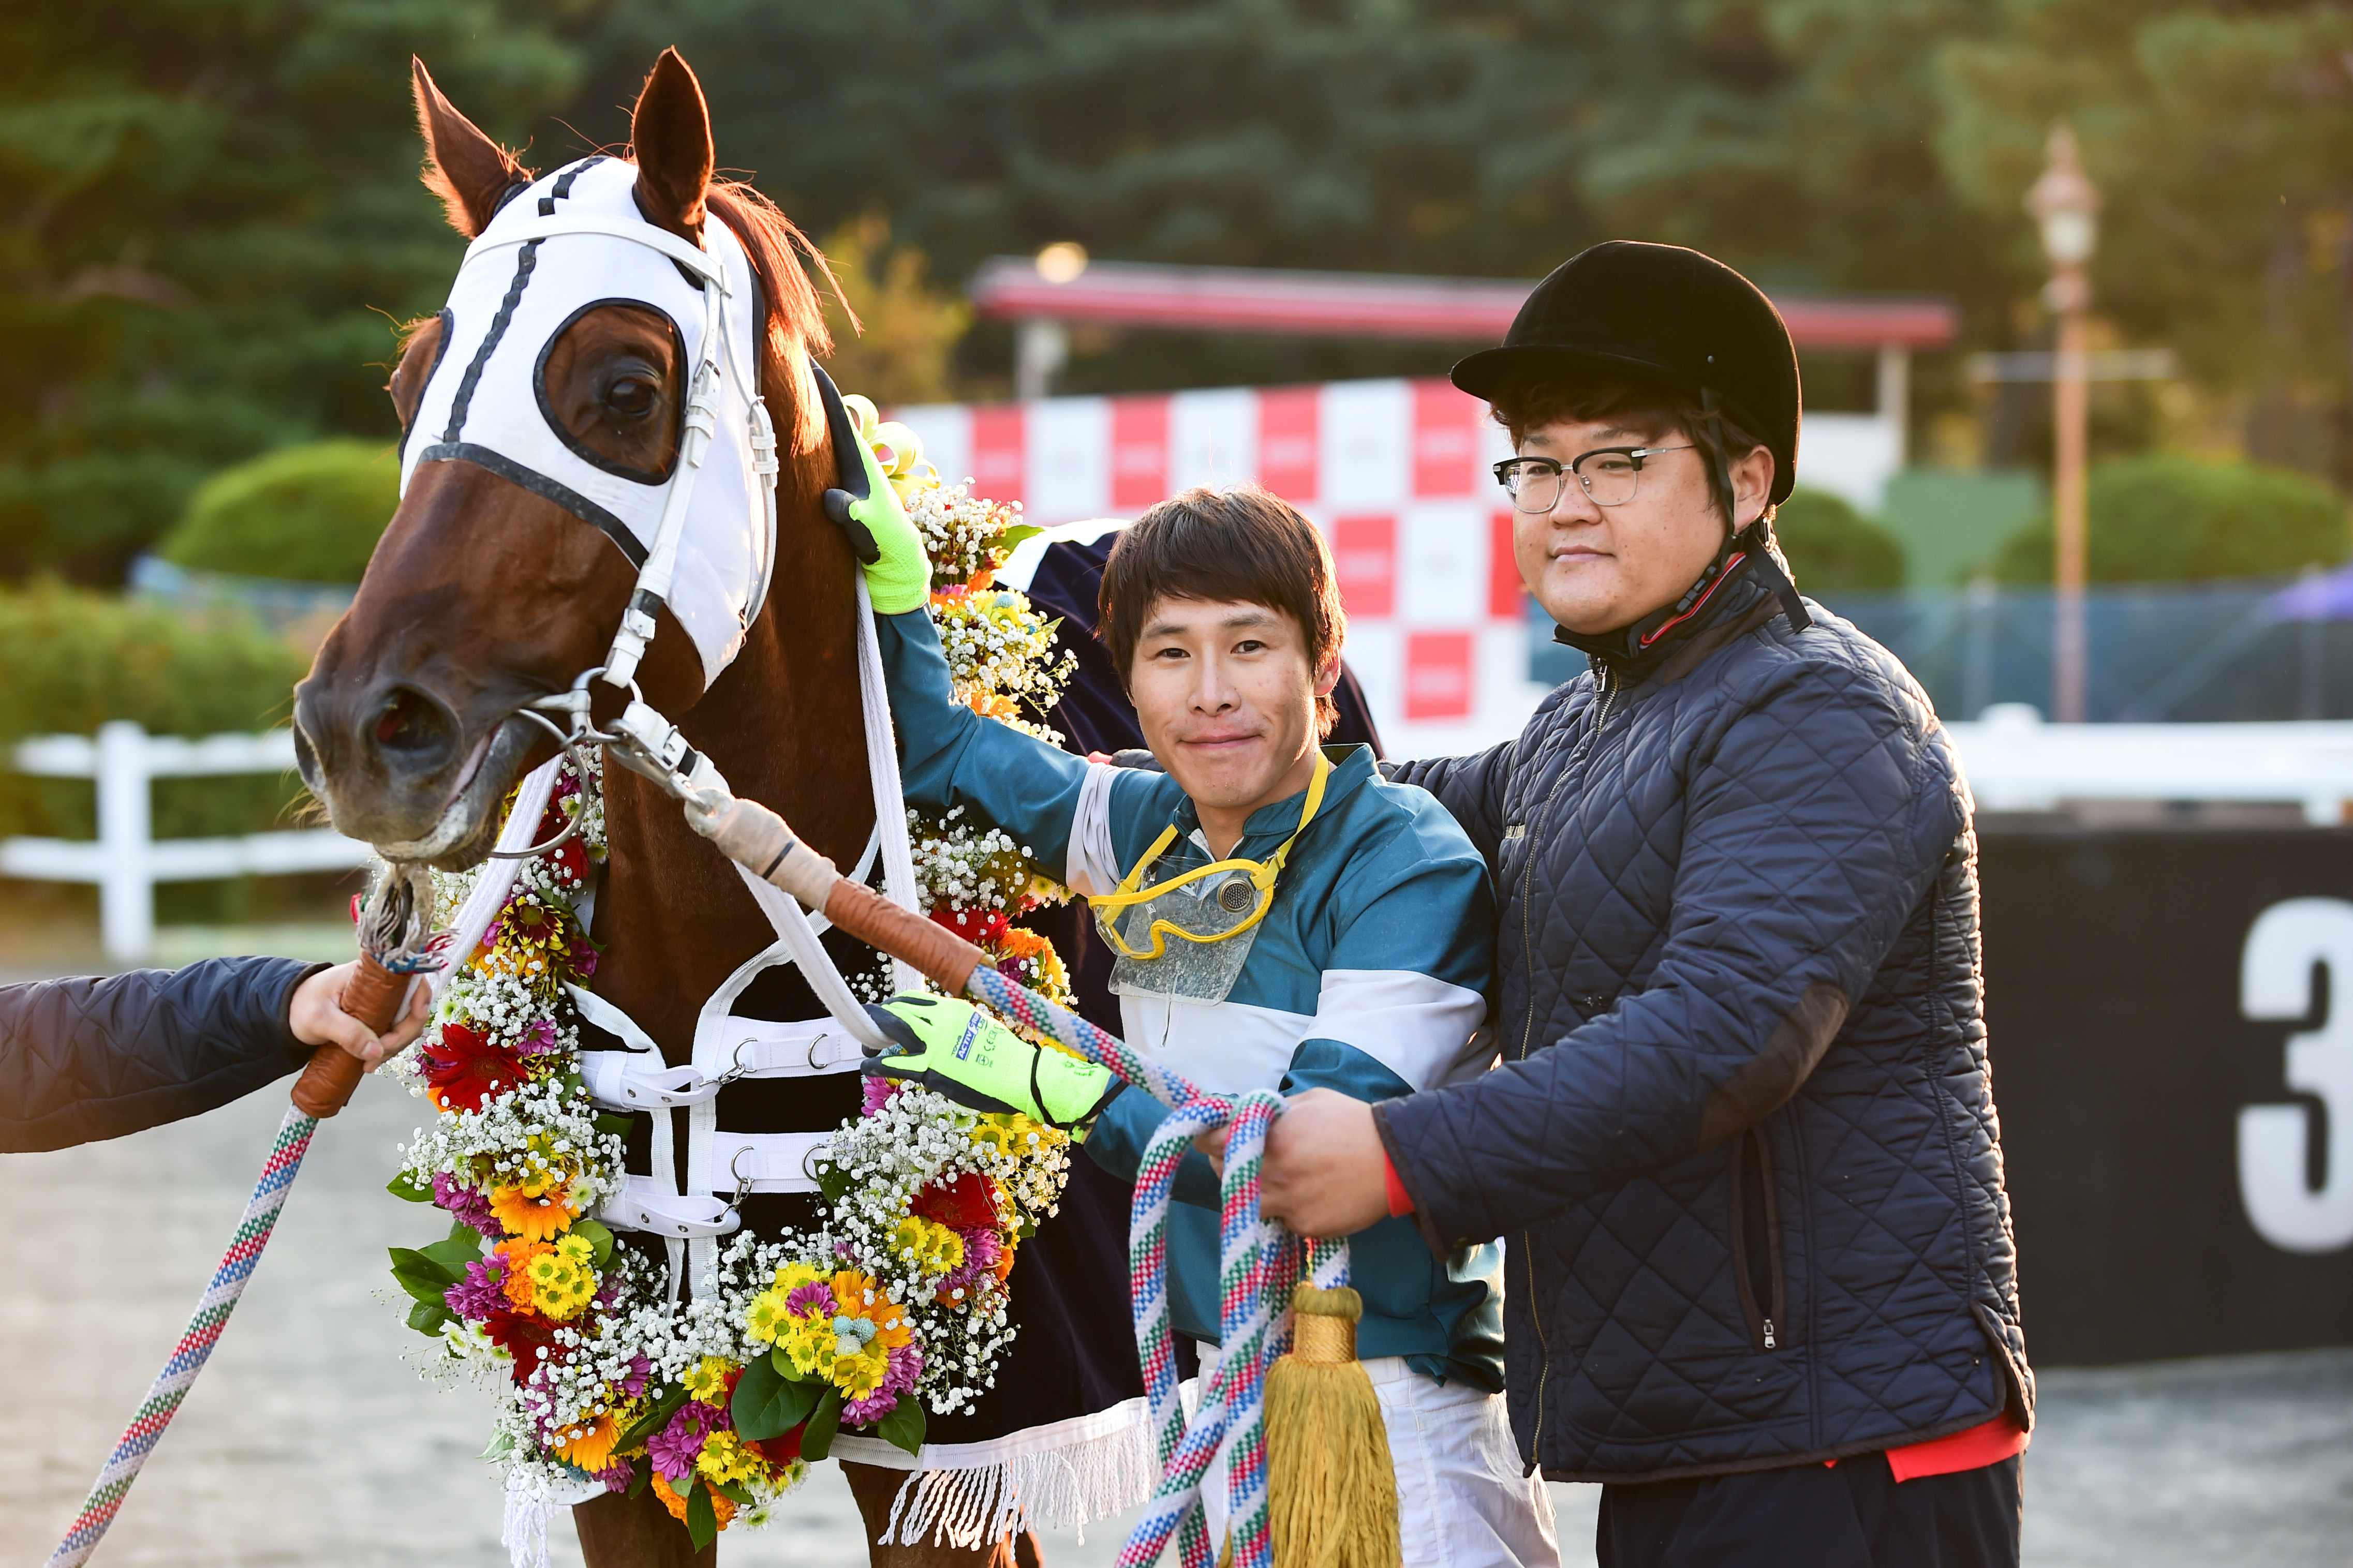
689,788,1350,1568
47,895,419,1567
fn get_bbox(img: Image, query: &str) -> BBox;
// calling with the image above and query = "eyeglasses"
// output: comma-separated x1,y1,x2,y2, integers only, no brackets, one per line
1493,445,1694,514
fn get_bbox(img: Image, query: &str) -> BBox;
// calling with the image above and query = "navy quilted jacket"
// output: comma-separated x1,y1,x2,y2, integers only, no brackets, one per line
1374,563,2032,1483
0,957,320,1152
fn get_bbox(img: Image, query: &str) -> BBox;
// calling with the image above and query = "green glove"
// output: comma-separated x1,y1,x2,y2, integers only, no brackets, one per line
838,431,930,614
861,994,1118,1134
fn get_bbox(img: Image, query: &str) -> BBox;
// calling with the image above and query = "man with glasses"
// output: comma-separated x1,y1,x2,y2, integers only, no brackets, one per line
1254,242,2032,1568
846,485,1560,1566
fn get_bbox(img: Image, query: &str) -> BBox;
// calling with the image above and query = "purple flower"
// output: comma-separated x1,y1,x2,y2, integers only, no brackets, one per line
860,1076,901,1115
844,1343,924,1427
596,1461,634,1494
567,934,599,978
616,1355,652,1398
514,1019,561,1057
432,1173,500,1238
935,1229,1003,1301
785,1281,833,1317
645,1401,726,1483
446,1255,507,1319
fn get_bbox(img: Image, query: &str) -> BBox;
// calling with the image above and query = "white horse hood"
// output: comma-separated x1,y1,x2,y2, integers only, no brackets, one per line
398,155,771,688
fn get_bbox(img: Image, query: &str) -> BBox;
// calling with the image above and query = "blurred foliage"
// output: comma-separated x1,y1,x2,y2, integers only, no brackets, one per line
1993,455,2351,584
815,215,971,408
158,438,396,583
1774,488,1906,591
13,0,2353,584
0,581,309,844
0,1,588,583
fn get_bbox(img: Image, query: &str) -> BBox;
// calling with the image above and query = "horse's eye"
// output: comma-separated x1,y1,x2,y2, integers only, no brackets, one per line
605,376,654,416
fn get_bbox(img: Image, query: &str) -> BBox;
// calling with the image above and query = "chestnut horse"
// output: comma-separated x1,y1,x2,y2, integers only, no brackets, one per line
295,51,1033,1568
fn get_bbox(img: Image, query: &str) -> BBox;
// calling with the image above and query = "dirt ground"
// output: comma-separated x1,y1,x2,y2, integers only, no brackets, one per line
0,1029,2347,1566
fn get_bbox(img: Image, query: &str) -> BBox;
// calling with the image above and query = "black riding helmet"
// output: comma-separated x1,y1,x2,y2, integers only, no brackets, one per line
1454,240,1810,650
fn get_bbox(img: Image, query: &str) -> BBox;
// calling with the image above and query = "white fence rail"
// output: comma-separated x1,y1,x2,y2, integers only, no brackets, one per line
0,721,369,964
1946,706,2353,825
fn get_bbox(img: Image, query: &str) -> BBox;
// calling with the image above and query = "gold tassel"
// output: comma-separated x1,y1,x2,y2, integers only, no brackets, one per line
1264,1283,1401,1568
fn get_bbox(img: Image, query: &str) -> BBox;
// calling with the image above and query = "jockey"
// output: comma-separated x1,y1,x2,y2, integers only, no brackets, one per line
1,958,425,1151
842,481,1560,1568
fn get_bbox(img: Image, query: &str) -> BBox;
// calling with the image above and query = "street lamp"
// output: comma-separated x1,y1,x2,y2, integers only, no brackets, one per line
2026,121,2100,722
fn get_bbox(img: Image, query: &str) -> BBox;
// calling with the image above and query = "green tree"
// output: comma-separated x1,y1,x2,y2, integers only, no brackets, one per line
0,1,589,581
158,438,397,583
1774,487,1906,590
1992,454,2350,584
815,216,971,408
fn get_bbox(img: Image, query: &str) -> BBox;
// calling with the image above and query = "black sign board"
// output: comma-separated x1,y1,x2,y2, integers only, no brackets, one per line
1980,827,2353,1364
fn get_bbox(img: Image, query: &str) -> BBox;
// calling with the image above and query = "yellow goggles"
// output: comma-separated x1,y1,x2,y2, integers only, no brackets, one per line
1086,751,1333,963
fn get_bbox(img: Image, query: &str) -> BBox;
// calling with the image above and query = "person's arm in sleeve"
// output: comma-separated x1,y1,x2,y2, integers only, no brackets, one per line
1378,741,1516,864
876,606,1132,888
1374,670,1958,1251
0,954,433,1153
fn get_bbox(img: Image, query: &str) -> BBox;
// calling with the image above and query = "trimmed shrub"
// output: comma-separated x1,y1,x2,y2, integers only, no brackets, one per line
1773,488,1906,591
157,439,398,584
0,584,310,844
1993,455,2351,584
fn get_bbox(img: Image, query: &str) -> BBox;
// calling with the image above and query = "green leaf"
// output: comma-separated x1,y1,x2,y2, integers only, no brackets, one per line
814,1157,853,1204
686,1481,719,1549
873,1396,927,1456
627,1461,650,1500
406,1299,455,1337
997,522,1044,552
570,1217,615,1268
388,1246,462,1305
614,1384,691,1452
798,1387,845,1462
711,1477,754,1506
418,1225,483,1275
387,1170,436,1203
481,1431,516,1461
593,1112,636,1140
731,1355,824,1441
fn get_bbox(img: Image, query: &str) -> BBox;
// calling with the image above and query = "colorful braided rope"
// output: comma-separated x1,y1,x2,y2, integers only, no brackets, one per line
965,966,1348,1568
47,1108,320,1568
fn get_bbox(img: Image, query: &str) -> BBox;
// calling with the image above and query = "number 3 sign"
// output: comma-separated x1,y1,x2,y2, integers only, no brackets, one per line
2240,898,2353,1253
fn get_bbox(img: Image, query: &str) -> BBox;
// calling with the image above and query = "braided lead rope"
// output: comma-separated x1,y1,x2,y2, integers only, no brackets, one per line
48,1108,319,1567
960,969,1348,1568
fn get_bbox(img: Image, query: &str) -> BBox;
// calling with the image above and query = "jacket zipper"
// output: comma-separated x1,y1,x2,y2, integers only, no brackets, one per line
1726,1125,1788,1352
1513,662,1622,1455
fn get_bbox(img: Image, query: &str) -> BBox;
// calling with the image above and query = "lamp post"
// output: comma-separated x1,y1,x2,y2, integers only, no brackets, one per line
2027,121,2100,722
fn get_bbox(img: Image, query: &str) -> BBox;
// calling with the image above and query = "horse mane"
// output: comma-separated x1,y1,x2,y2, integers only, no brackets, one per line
704,180,857,482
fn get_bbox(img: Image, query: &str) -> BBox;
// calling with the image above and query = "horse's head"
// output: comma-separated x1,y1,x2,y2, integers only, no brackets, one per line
296,50,839,867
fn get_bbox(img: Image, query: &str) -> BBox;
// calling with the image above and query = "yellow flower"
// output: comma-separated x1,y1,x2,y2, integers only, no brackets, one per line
552,1407,624,1472
746,1288,793,1345
821,1270,914,1399
773,1260,825,1295
779,1311,837,1380
681,1357,734,1403
524,1244,596,1320
892,1215,965,1276
498,1240,551,1311
696,1429,762,1488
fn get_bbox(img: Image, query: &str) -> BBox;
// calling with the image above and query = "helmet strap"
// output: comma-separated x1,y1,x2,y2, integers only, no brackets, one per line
1700,386,1811,634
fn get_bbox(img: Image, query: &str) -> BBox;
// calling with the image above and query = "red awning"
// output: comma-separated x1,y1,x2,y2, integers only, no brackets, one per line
969,258,1957,350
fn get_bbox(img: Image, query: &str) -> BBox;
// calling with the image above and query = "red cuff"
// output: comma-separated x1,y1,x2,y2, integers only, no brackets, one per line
1381,1149,1415,1217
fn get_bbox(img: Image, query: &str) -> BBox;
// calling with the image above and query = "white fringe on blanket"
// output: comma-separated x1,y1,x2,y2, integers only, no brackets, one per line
850,1395,1162,1549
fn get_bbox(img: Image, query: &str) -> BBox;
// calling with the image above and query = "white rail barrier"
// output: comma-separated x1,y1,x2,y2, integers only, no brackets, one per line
0,721,369,964
1947,705,2353,826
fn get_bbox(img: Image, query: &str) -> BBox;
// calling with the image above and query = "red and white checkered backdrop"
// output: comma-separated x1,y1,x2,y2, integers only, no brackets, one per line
893,378,1546,750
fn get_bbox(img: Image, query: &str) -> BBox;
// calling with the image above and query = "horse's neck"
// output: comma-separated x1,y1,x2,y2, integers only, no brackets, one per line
590,539,872,1061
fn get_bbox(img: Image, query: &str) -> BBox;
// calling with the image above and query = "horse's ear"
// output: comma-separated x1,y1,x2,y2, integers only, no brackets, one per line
630,48,713,243
412,57,532,238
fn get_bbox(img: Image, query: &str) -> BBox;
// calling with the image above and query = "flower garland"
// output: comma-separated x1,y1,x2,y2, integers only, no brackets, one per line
383,394,1088,1548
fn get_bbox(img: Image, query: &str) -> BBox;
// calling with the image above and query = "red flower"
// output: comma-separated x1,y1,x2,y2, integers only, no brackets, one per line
930,907,1010,947
913,1171,1002,1232
748,1425,804,1466
420,1023,529,1113
481,1308,562,1386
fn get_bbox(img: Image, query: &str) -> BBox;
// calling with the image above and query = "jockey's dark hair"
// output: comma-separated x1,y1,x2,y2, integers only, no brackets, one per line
1098,486,1346,737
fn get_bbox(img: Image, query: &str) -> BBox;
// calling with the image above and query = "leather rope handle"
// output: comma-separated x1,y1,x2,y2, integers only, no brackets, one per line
289,952,406,1118
819,877,989,994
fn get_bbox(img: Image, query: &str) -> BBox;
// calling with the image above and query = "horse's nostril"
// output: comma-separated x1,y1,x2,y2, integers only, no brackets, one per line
372,688,456,759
